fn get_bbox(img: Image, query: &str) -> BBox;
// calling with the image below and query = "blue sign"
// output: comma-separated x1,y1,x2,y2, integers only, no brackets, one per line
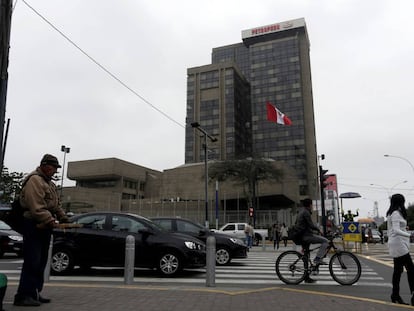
342,222,360,234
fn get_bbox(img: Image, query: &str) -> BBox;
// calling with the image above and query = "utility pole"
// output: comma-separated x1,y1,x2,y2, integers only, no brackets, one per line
0,0,13,171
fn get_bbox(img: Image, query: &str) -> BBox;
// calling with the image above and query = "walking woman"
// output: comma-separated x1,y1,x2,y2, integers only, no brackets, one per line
387,193,414,305
280,223,288,247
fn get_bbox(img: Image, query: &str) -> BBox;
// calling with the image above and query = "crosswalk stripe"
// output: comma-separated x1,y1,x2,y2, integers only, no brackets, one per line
0,248,390,287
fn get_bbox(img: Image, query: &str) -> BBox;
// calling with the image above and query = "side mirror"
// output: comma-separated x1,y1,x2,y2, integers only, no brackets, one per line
138,227,153,236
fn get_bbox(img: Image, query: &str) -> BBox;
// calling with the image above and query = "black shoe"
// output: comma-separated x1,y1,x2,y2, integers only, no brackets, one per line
14,296,41,307
304,277,316,283
391,294,408,305
39,295,51,303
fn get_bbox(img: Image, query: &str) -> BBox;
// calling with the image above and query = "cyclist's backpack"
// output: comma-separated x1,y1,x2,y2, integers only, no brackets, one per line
288,224,303,245
3,174,38,234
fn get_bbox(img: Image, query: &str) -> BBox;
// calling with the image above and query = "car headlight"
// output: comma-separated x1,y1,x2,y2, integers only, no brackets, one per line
229,237,245,245
9,235,23,242
185,241,204,250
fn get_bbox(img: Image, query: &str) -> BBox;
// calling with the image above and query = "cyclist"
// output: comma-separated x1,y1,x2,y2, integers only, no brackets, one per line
295,198,329,283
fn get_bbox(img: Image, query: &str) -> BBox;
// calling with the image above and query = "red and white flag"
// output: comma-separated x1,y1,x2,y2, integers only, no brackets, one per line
266,102,292,125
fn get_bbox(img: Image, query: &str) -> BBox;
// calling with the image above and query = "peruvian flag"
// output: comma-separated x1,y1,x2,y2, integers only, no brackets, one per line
266,102,292,125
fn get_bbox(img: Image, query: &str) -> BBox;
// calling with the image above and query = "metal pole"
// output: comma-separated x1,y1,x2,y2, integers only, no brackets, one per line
60,145,70,198
0,0,12,172
204,133,209,228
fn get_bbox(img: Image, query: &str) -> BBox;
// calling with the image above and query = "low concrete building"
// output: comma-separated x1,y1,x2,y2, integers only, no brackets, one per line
62,157,301,228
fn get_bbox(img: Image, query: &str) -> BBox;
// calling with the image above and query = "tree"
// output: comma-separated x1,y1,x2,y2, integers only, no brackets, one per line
209,158,283,222
407,203,414,230
0,167,24,203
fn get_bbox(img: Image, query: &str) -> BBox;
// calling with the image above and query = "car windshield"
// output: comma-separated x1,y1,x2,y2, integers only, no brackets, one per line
0,220,11,230
132,214,167,232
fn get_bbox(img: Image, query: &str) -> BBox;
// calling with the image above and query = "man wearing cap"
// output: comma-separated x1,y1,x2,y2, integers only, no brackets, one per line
14,154,70,307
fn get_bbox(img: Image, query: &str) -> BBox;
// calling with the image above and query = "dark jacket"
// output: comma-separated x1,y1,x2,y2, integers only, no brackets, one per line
295,207,320,237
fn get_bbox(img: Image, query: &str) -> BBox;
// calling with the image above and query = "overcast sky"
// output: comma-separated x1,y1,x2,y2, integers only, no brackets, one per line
4,0,414,218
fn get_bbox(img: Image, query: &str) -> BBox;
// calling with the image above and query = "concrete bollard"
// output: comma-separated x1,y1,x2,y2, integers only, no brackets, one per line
44,235,53,282
262,235,266,251
206,235,216,287
124,235,135,285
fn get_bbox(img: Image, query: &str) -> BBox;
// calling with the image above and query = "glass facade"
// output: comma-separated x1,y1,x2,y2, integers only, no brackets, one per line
186,20,318,198
186,64,251,163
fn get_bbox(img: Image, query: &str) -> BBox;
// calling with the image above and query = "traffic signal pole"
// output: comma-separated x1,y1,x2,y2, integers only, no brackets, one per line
319,165,328,236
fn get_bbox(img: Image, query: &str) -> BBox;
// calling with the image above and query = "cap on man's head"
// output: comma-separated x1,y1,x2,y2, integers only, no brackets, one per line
40,154,61,168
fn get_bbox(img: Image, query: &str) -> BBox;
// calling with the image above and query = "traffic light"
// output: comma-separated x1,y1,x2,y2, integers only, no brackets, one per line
249,207,254,218
319,165,330,190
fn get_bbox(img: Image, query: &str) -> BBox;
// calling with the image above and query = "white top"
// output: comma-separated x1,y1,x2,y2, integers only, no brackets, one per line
387,210,411,258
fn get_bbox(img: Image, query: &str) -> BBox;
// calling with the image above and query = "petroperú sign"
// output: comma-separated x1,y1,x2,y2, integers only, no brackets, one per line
242,18,305,39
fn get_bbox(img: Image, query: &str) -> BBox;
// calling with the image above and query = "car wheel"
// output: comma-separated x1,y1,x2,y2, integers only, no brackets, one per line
51,248,74,275
157,251,182,276
0,250,4,259
216,247,231,265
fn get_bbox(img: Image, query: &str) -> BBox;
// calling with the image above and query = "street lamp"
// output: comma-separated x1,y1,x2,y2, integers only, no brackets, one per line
60,145,70,197
384,154,414,173
191,122,217,228
370,180,407,197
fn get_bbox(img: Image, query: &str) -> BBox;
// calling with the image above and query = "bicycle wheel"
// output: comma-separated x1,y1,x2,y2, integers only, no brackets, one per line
329,251,361,285
275,250,307,284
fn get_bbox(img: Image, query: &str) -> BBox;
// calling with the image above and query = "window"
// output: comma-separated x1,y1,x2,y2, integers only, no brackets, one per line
177,220,200,234
223,224,235,231
112,216,145,233
76,215,106,230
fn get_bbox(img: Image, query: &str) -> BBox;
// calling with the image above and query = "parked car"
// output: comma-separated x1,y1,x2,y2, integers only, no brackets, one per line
151,217,248,265
212,222,268,246
51,212,206,276
0,220,23,257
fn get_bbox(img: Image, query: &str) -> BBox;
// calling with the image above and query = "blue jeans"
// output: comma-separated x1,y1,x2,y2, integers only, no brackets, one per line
301,234,329,260
16,218,52,299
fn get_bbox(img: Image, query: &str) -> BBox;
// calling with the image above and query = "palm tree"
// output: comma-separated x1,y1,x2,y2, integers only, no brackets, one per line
209,158,283,223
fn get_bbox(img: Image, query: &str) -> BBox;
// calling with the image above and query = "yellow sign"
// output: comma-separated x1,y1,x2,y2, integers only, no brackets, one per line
343,233,362,242
348,223,357,233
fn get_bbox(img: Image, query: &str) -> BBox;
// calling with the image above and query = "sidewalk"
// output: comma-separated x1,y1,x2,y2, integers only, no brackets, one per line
3,282,408,311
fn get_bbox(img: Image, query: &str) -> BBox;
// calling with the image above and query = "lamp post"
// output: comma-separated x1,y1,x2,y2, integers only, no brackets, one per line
60,145,70,197
191,122,217,228
384,154,414,173
370,180,407,198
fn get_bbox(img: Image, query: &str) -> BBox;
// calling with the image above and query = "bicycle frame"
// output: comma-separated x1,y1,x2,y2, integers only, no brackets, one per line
276,235,362,285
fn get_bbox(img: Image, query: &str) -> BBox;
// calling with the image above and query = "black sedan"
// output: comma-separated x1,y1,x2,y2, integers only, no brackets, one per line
151,217,248,265
0,220,23,257
51,212,206,276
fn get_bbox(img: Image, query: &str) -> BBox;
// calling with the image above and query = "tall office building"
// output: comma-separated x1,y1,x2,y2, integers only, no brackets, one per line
186,18,318,199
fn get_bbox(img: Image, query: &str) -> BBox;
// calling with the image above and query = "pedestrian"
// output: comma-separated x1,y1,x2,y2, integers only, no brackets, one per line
386,193,414,306
14,154,70,306
367,227,373,243
280,223,288,247
361,226,367,243
342,209,359,222
271,223,280,249
244,222,254,248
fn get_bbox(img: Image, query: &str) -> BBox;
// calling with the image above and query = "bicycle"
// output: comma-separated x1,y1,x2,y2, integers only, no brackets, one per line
275,233,361,285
